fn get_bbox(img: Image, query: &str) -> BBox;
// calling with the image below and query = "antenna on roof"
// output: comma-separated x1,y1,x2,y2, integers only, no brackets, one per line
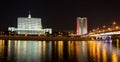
28,11,31,18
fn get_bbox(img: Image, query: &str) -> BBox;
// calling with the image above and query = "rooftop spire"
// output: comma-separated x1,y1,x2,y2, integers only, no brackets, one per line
28,11,31,18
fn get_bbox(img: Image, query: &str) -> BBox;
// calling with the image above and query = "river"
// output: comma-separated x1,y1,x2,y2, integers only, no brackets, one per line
0,39,120,62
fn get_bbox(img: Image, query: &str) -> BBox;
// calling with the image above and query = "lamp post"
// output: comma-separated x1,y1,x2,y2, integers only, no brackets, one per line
113,21,116,25
108,28,111,31
103,25,106,28
115,26,119,30
112,21,116,30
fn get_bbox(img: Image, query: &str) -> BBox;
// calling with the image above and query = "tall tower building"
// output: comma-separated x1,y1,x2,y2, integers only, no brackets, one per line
76,17,88,35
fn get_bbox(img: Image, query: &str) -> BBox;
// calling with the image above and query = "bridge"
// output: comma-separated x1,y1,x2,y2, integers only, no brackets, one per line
89,31,120,40
88,21,120,40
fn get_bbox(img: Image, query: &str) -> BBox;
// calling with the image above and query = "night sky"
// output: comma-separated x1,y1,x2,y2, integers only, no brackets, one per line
0,0,120,32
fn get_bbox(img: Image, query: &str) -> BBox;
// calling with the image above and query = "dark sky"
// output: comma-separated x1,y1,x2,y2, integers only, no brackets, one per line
0,0,120,32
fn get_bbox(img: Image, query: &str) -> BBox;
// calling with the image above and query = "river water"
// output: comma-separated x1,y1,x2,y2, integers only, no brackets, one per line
0,39,120,62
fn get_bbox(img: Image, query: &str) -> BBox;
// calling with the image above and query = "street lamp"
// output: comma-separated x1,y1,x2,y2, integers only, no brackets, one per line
112,21,117,30
113,21,116,25
108,28,111,31
103,25,106,28
97,27,99,30
115,26,119,30
99,30,101,33
92,29,95,32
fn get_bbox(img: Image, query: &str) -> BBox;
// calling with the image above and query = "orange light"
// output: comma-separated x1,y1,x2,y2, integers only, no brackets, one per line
99,30,101,33
113,21,116,25
108,28,111,31
103,25,106,28
115,26,119,29
92,29,95,32
97,28,99,30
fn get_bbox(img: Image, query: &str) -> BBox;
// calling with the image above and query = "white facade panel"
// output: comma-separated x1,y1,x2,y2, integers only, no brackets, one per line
17,18,42,30
8,15,52,35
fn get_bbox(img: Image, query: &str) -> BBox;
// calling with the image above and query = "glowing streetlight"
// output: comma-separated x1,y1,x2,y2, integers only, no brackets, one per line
103,25,106,28
103,30,105,32
115,26,119,30
92,29,95,32
113,21,116,25
99,30,101,33
108,28,111,31
97,27,99,30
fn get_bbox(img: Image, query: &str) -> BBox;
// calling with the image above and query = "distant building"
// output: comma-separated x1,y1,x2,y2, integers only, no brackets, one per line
8,13,52,35
76,17,88,35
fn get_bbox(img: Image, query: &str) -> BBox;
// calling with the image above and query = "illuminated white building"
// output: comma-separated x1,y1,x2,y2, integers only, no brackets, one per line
76,17,88,35
8,13,52,35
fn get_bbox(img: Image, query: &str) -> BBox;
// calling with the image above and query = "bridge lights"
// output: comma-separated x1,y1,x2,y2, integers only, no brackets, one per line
97,27,99,30
115,26,119,30
103,30,105,32
92,29,95,32
108,28,111,31
113,21,116,25
98,30,101,33
103,25,106,28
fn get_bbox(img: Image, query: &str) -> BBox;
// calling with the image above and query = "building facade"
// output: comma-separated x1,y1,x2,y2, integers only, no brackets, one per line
8,14,52,35
76,17,88,35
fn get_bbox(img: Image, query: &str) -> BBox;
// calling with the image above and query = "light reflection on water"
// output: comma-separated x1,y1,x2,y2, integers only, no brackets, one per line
0,40,4,57
0,40,120,62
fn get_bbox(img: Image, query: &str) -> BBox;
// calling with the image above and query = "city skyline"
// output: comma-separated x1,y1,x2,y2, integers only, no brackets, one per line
0,0,120,31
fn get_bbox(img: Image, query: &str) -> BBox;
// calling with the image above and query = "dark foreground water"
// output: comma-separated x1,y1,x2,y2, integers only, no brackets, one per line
0,40,120,62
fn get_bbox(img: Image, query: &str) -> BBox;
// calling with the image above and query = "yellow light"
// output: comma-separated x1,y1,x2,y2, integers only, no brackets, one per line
97,27,99,30
92,29,95,31
103,25,106,28
25,33,27,36
112,51,118,62
99,30,101,33
108,28,111,31
58,41,63,59
102,44,107,62
113,21,116,25
116,39,119,49
115,26,119,29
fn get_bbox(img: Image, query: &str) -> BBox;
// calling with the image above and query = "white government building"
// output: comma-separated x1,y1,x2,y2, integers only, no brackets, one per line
8,13,52,35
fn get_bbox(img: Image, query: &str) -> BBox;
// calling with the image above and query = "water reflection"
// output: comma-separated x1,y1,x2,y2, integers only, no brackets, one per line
58,41,63,62
7,40,53,62
112,51,118,62
0,40,120,62
68,41,75,62
102,42,107,62
0,40,4,57
75,41,88,62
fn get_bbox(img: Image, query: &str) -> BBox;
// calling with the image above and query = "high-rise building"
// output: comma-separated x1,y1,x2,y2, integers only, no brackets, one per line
76,17,88,35
8,13,52,35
